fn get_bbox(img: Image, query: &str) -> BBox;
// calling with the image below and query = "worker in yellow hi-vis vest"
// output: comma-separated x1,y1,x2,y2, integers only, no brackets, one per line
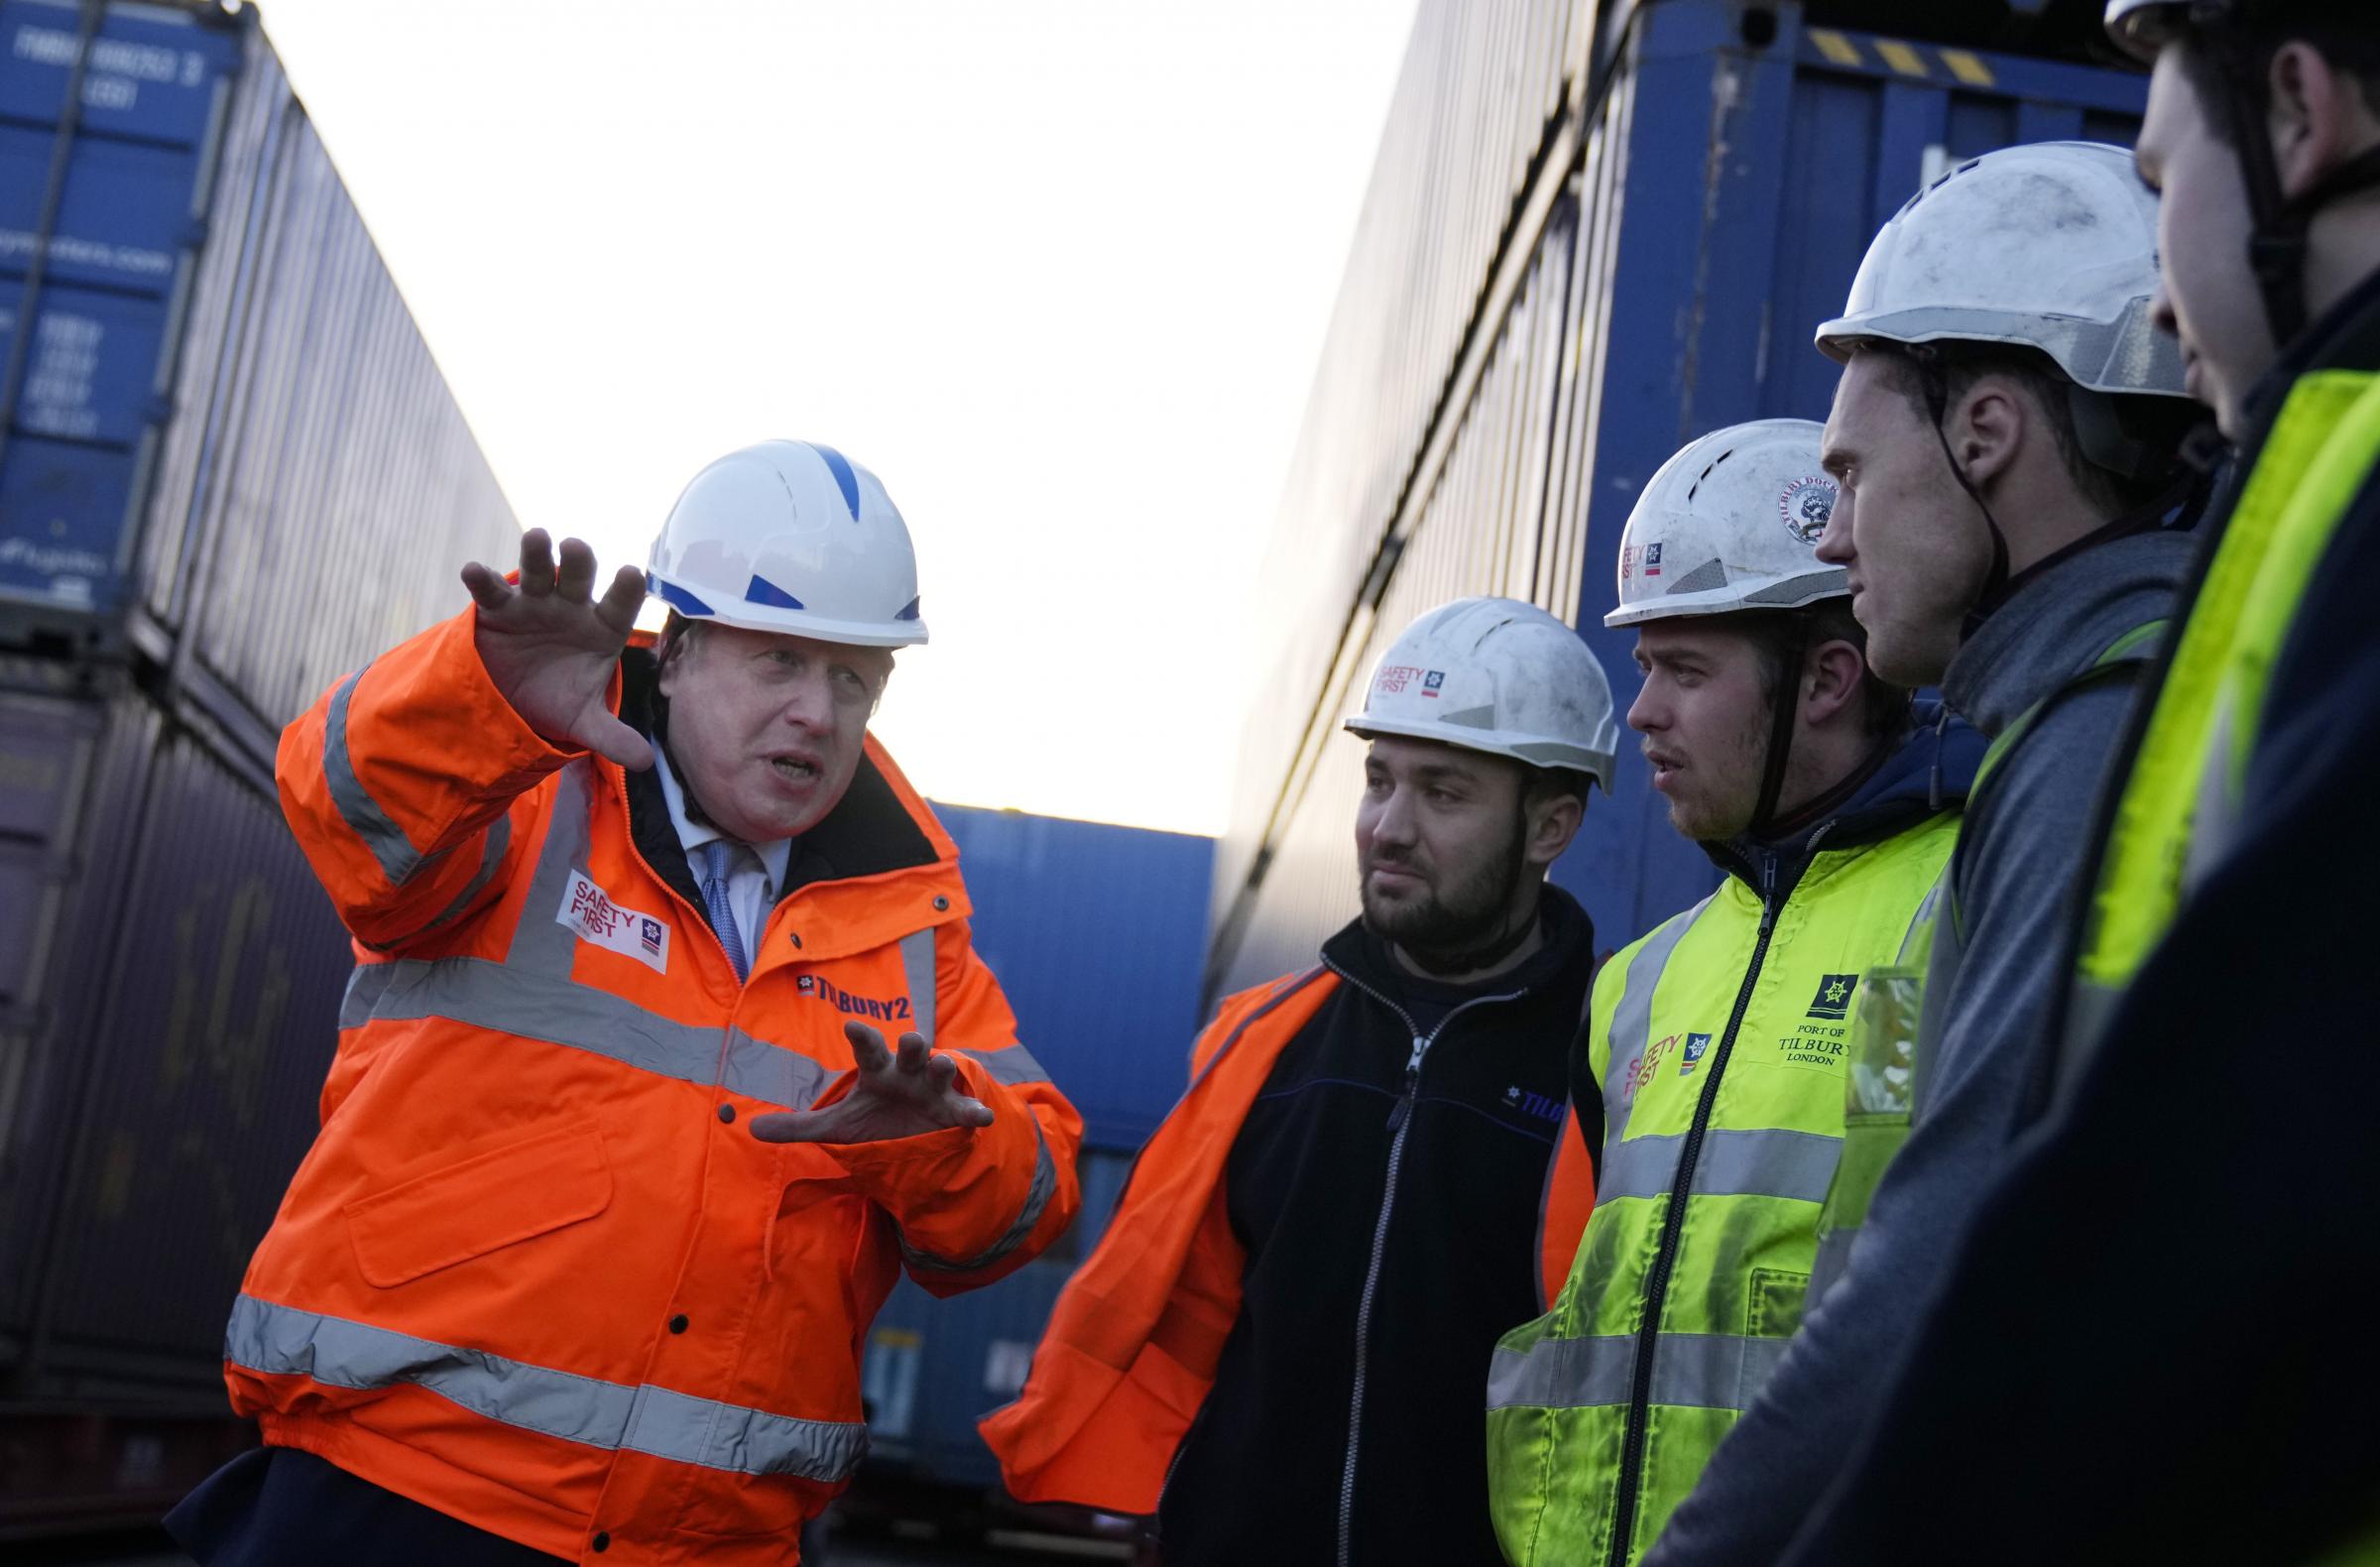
1766,4,2380,1564
1485,419,1979,1567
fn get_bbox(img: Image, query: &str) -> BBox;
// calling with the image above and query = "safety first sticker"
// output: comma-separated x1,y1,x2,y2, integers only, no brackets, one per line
557,870,670,974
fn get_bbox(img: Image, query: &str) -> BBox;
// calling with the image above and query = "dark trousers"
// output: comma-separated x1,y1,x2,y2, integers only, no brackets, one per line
166,1447,570,1566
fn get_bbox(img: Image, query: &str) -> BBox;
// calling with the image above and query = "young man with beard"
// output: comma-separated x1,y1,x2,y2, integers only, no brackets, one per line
1760,8,2380,1564
1636,143,2201,1567
1486,420,1978,1567
982,598,1616,1567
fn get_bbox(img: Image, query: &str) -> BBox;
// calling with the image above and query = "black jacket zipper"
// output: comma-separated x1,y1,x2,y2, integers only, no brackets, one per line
1323,956,1526,1567
1603,831,1825,1567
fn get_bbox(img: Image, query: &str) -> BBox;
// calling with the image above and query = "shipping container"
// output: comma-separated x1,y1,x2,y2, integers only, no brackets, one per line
0,0,518,757
935,804,1214,1150
0,664,353,1533
1209,0,2154,1000
0,0,521,1534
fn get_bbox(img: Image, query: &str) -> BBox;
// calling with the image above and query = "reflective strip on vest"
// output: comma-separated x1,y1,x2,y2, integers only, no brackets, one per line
1487,1331,1791,1414
900,1121,1058,1274
339,760,959,1112
323,667,428,887
1596,1128,1842,1206
226,1293,868,1481
1602,902,1705,1145
958,1045,1053,1088
898,926,936,1039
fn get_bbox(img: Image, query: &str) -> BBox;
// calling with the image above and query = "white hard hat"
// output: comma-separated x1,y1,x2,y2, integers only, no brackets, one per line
647,439,927,648
1606,420,1844,629
1345,597,1618,790
1815,141,2189,401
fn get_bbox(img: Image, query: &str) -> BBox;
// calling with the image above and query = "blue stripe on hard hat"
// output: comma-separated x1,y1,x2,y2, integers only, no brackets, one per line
808,442,863,522
896,596,921,621
745,574,806,611
653,577,715,617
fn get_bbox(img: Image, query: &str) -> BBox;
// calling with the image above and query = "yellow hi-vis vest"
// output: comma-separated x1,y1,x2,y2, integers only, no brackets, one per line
2063,369,2380,1088
1486,811,1957,1567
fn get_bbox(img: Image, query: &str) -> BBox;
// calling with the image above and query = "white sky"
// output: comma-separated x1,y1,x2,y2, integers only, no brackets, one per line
252,0,1419,835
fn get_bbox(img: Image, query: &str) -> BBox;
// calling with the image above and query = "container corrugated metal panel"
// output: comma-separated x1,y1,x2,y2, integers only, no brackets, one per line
0,668,347,1391
0,0,516,743
858,1147,1135,1490
1219,0,1593,907
933,804,1213,1150
1211,0,2150,996
1214,197,1588,994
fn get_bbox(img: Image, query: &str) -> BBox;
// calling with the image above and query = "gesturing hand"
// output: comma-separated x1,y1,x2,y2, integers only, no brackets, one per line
749,1022,995,1145
461,529,654,770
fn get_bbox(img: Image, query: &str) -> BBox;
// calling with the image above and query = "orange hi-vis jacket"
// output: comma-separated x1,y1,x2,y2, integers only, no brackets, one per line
978,964,1595,1514
227,608,1083,1565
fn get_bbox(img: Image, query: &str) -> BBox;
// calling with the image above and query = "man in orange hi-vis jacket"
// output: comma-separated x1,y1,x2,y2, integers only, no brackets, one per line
982,597,1617,1567
166,440,1082,1567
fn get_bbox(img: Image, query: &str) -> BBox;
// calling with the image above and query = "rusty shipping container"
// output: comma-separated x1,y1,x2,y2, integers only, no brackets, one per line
1210,0,2157,1000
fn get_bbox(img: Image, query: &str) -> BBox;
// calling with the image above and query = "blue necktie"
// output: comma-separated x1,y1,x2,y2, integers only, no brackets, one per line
698,839,750,982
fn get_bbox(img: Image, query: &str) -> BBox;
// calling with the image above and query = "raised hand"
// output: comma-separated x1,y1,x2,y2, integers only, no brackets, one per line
749,1022,995,1145
461,530,654,770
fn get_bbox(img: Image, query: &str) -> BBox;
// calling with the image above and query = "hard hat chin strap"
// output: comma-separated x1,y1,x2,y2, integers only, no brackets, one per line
1748,615,1809,839
1907,347,2012,642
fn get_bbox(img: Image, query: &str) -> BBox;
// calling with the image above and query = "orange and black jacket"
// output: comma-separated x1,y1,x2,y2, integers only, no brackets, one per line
228,608,1082,1565
982,893,1597,1561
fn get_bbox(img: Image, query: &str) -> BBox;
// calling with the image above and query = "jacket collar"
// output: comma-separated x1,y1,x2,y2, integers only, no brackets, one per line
1706,705,1980,904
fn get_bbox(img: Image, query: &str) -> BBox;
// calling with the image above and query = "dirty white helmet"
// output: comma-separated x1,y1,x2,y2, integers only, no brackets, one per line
1606,420,1844,629
1815,141,2188,401
1345,597,1618,789
647,440,927,648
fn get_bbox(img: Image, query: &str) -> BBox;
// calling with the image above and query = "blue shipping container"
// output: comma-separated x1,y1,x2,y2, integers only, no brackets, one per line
935,803,1214,1150
0,0,517,749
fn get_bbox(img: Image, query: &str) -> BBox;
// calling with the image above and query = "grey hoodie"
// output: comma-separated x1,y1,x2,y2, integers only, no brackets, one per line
1639,526,2197,1567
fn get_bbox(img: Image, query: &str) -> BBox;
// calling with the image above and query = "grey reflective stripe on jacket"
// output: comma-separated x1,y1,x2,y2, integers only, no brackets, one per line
322,665,429,887
1598,1128,1842,1205
900,1122,1060,1274
1487,1332,1791,1414
332,760,1036,1114
226,1293,868,1481
1602,902,1705,1145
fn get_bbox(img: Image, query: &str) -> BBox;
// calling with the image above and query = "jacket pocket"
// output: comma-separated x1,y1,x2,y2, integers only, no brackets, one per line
345,1120,612,1287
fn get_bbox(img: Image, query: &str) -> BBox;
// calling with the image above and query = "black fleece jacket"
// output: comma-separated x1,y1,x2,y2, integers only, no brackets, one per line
1157,887,1596,1567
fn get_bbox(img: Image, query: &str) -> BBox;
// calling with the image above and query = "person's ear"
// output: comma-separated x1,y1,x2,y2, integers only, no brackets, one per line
1525,789,1585,871
1801,639,1867,728
2266,41,2362,203
1954,378,2026,489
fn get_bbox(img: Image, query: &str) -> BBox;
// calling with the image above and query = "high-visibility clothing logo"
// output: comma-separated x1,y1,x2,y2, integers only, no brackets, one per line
1678,1031,1713,1076
557,870,670,974
1806,973,1858,1021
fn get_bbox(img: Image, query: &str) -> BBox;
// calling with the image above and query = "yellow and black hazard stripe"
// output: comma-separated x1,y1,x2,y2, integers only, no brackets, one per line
1803,27,1997,87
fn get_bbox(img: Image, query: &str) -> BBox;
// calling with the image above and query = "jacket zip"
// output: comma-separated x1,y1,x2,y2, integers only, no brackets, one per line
1323,956,1527,1567
1602,830,1830,1567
